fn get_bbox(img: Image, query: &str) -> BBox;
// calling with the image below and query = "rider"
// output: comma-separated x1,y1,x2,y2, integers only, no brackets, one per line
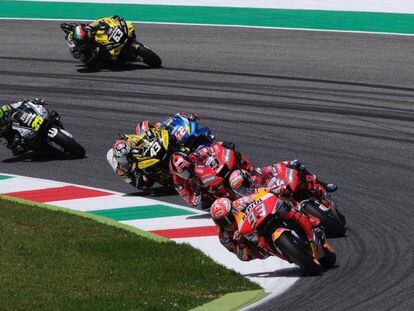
169,142,253,209
62,15,140,67
0,98,46,155
228,159,337,206
210,191,320,261
136,112,199,135
210,197,268,261
108,134,156,189
136,112,214,151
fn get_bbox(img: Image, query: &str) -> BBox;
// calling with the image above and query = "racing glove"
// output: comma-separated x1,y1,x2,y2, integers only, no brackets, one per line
131,170,145,189
236,245,253,261
8,136,27,155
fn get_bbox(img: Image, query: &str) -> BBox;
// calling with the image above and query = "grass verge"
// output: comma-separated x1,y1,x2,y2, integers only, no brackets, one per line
0,196,260,310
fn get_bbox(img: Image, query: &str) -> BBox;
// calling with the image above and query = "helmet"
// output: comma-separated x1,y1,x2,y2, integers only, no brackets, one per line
136,120,152,135
0,105,12,131
113,139,130,163
72,25,90,50
229,169,253,196
170,152,193,179
210,198,235,230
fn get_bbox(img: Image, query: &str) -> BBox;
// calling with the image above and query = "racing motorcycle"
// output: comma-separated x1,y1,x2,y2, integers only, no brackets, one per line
6,100,85,158
107,128,174,190
193,143,243,202
61,16,162,68
276,162,346,237
234,189,336,275
160,114,214,151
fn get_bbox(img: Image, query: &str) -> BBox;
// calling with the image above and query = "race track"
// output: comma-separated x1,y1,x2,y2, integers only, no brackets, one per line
1,20,414,310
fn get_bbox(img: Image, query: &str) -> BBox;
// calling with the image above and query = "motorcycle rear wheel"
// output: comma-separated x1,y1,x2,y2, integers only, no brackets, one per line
50,131,86,158
303,202,346,237
274,232,322,275
136,45,162,68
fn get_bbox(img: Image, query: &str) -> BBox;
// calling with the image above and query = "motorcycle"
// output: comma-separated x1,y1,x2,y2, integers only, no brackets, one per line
193,143,242,201
161,114,214,150
107,128,174,189
276,162,346,237
234,189,336,275
61,16,162,68
7,100,85,158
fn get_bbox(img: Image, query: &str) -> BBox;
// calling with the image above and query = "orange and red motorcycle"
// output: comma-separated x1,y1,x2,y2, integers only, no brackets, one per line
234,189,336,275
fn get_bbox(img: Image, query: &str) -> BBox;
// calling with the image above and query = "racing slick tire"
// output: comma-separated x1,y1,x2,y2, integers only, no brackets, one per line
136,45,162,68
319,243,337,269
50,130,86,158
274,232,322,275
337,209,346,226
303,202,346,237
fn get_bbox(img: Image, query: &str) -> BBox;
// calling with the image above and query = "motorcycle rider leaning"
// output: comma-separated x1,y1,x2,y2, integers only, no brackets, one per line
229,159,337,206
0,98,46,155
108,134,157,189
210,197,268,261
169,142,252,209
136,112,199,136
62,15,141,67
210,191,321,262
108,112,201,189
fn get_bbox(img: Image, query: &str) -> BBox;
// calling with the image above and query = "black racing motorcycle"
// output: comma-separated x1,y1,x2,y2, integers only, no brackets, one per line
8,100,85,158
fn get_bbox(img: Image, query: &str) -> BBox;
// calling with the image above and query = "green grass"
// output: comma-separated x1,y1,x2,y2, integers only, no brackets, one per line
0,198,259,310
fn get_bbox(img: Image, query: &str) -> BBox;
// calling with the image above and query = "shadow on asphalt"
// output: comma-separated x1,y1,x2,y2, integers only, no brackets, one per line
243,264,340,278
76,62,159,73
2,151,85,163
125,186,177,197
243,267,303,278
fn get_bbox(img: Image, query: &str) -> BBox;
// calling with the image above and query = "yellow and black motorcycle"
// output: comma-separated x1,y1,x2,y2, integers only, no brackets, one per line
61,15,162,68
122,128,173,189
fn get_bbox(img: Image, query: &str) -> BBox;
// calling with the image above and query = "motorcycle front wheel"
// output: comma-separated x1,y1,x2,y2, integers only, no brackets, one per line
274,232,322,275
136,45,162,68
49,130,86,158
303,201,346,237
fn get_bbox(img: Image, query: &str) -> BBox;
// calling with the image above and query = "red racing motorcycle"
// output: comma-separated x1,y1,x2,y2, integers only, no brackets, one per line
276,162,346,237
234,189,336,274
193,143,244,201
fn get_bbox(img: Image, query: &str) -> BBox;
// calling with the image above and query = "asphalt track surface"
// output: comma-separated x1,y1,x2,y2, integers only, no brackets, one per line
1,20,414,310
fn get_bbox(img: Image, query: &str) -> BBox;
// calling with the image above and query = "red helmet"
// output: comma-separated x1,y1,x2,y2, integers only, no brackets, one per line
170,152,193,179
229,169,253,196
210,198,235,229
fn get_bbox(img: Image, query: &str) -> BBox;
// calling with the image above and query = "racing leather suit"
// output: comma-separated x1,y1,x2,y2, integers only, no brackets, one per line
171,142,253,209
217,225,268,261
107,134,157,189
0,99,45,156
247,160,331,205
63,16,137,67
136,112,199,135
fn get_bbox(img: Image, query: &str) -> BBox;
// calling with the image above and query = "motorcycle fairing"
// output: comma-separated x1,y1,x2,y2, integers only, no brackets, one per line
91,17,135,59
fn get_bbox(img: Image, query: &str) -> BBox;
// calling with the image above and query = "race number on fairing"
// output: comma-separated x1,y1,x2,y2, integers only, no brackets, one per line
108,27,125,43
